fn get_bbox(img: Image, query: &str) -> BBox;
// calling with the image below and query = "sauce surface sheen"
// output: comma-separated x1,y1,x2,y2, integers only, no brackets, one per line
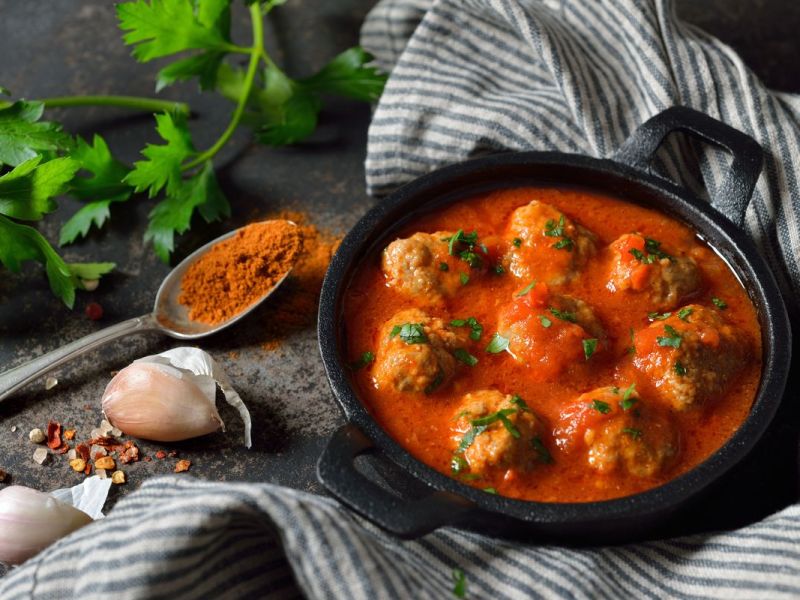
343,187,762,503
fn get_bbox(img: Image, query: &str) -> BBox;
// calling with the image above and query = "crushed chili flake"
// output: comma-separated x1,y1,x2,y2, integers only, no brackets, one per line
84,463,92,476
144,456,152,462
0,469,7,482
55,444,70,455
87,436,120,447
63,429,76,441
76,444,90,462
155,451,167,460
168,451,178,458
174,460,191,473
46,421,62,450
119,441,140,465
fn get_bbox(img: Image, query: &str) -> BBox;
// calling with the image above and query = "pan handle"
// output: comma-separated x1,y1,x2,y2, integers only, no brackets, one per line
612,106,763,227
317,424,475,539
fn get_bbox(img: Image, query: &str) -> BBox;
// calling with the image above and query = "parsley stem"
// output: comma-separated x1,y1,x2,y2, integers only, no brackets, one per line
40,95,190,116
182,3,263,171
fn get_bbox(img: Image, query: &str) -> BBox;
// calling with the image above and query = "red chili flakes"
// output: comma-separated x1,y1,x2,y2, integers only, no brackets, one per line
174,460,191,473
63,429,76,441
119,441,140,465
55,444,71,455
46,421,62,450
0,469,7,482
76,443,91,462
167,451,178,458
155,451,167,460
84,462,92,476
87,436,120,447
144,456,152,462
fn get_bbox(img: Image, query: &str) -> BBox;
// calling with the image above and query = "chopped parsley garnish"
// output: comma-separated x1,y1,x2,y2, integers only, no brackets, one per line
517,280,537,296
532,436,554,464
439,262,449,271
348,351,374,370
451,455,468,475
510,395,530,411
497,412,521,438
483,487,498,494
611,386,620,394
712,297,728,309
452,568,467,598
674,361,687,376
512,237,522,248
424,370,444,395
544,214,574,251
591,399,611,414
450,316,483,340
444,229,484,269
458,407,521,451
627,327,636,355
648,311,672,321
548,307,577,323
485,332,510,354
460,273,469,286
390,323,429,344
454,348,478,367
620,383,637,410
677,307,693,321
622,427,642,440
538,315,552,328
656,324,682,348
583,338,598,360
630,236,672,264
494,264,505,275
456,424,488,453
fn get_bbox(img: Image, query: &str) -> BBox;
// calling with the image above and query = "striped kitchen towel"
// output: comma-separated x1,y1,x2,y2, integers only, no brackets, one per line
2,476,800,599
361,0,800,306
2,1,800,599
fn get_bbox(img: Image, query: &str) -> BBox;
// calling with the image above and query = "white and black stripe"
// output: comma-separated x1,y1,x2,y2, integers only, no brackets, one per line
363,0,800,304
2,477,799,598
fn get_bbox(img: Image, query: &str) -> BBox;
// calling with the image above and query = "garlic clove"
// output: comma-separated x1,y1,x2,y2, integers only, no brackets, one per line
0,486,93,565
101,362,224,442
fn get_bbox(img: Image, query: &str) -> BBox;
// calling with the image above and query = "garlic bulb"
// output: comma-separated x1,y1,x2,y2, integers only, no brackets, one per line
0,486,93,565
101,347,251,446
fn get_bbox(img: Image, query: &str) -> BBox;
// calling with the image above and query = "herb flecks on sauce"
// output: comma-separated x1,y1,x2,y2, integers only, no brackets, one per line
348,351,374,370
451,317,483,341
390,323,429,344
543,214,574,251
656,324,682,348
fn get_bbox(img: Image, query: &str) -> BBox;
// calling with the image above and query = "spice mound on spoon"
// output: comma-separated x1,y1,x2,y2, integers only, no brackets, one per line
0,220,300,402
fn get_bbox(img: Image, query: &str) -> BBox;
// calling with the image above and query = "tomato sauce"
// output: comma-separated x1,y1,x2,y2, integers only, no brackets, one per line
342,187,762,502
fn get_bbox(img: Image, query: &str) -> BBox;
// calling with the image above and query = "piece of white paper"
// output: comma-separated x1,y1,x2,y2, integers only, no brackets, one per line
51,476,112,519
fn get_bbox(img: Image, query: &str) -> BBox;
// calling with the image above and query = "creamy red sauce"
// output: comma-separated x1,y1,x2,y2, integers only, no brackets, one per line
343,187,762,502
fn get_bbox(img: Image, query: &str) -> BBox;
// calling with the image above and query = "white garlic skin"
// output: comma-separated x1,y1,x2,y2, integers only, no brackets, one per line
101,362,224,442
0,486,93,565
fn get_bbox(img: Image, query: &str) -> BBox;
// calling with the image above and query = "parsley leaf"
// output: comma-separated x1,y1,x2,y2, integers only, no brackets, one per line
648,311,672,321
583,338,598,360
591,399,611,414
389,322,428,344
457,424,488,453
450,454,468,475
0,214,114,308
517,280,536,296
300,47,387,103
348,351,374,370
712,297,728,310
116,0,229,62
538,315,552,328
656,324,682,348
424,370,444,394
143,161,230,262
454,348,478,367
450,316,482,341
512,237,522,247
60,135,133,245
460,272,469,285
485,332,509,354
674,361,687,376
452,568,467,598
510,395,530,411
439,262,449,271
620,383,638,410
0,156,79,221
548,307,577,323
622,427,642,440
0,101,71,167
677,307,693,321
543,214,573,251
125,112,195,198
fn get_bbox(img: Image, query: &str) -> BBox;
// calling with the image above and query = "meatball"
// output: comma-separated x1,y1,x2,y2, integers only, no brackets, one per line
555,386,679,478
607,233,700,309
372,308,469,394
382,232,466,304
450,390,549,475
497,282,605,381
504,201,597,285
632,304,746,411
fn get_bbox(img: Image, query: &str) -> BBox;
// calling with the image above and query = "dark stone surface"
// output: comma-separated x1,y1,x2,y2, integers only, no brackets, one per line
0,0,798,536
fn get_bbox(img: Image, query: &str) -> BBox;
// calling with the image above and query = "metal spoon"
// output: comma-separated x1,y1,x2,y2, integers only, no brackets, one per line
0,220,296,403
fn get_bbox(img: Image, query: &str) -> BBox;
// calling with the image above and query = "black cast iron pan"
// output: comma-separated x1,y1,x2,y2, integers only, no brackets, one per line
316,106,792,543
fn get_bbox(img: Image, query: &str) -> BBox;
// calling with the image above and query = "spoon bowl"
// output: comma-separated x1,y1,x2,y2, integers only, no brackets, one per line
0,220,298,401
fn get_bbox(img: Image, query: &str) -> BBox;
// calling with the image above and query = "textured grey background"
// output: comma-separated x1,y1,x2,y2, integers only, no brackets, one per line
0,0,798,532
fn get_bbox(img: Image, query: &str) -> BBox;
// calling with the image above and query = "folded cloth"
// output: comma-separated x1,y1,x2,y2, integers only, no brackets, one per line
361,0,800,306
1,476,799,599
3,2,800,599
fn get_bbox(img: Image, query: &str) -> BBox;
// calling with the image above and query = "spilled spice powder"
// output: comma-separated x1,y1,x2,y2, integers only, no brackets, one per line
257,211,342,350
179,220,302,325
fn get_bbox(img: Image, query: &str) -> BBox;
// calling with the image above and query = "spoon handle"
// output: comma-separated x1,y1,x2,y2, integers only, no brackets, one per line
0,314,160,403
